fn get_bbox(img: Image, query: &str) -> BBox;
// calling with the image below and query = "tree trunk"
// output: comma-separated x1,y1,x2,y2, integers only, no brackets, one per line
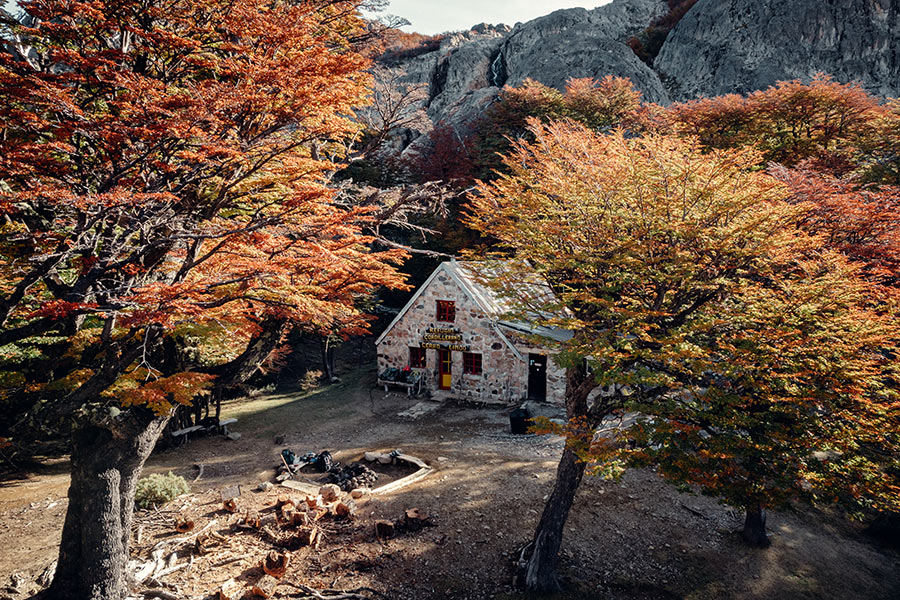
524,445,587,592
46,411,168,600
742,504,770,547
523,365,596,593
321,336,335,382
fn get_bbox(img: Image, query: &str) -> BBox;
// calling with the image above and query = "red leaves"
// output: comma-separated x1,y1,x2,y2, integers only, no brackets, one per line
26,300,98,320
0,0,408,416
772,165,900,292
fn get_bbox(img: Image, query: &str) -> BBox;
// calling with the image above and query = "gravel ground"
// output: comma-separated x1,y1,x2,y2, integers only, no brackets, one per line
1,367,898,600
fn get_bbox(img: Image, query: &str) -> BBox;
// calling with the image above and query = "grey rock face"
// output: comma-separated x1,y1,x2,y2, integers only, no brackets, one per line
381,0,900,156
500,1,669,103
655,0,900,100
386,0,669,146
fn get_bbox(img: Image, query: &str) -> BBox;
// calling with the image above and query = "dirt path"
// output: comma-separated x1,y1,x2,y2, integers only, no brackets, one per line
1,367,898,599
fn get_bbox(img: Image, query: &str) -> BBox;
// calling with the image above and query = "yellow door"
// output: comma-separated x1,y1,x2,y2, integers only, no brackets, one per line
438,349,452,390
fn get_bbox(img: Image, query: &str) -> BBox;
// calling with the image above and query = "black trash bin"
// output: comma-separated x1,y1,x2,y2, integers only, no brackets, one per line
509,407,532,435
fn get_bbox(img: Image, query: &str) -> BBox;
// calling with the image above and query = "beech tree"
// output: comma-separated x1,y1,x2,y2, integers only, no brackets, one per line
469,76,646,180
0,1,406,598
627,254,899,546
668,74,882,172
465,120,897,591
770,165,900,293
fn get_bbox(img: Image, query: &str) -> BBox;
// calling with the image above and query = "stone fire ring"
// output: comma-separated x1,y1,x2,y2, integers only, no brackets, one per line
280,452,433,496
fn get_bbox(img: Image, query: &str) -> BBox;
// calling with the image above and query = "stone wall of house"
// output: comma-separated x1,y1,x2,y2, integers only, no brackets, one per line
503,329,567,405
376,267,565,405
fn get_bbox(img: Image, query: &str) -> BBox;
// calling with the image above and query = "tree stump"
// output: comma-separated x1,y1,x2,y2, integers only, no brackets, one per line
294,527,320,548
261,551,290,578
174,516,195,533
404,508,429,532
375,520,394,539
241,510,261,529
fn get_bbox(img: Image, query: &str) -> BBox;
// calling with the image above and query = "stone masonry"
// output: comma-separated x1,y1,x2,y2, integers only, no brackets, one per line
376,261,566,405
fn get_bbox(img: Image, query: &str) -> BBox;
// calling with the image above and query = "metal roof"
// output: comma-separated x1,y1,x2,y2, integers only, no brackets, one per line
375,259,572,346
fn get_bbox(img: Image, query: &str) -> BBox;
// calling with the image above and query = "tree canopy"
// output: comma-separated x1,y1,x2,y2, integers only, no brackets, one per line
465,118,900,586
0,1,406,597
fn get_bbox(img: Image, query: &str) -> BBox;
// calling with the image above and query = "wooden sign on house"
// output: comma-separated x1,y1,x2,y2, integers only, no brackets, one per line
375,260,570,404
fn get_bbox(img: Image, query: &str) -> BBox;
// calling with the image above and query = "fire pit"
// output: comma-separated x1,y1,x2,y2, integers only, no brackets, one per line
282,450,432,496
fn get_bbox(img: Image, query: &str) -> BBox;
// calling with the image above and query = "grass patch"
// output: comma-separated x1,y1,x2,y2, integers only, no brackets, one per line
221,368,374,432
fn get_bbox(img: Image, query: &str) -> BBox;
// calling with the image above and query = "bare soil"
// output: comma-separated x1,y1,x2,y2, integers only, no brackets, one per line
1,366,898,600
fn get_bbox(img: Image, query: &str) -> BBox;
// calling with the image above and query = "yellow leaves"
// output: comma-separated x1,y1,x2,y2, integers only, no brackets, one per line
46,368,95,392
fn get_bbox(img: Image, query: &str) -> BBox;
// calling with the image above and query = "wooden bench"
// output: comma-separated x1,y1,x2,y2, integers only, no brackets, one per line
170,418,239,442
377,374,424,397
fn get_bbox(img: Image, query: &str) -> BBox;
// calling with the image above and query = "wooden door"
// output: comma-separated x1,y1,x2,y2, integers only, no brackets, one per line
438,349,452,390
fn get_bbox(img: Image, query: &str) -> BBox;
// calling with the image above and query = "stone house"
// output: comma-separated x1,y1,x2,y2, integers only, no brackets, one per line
375,260,570,405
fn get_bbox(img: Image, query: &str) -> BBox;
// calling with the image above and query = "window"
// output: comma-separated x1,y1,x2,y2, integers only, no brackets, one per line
436,300,455,322
463,352,482,375
409,347,426,369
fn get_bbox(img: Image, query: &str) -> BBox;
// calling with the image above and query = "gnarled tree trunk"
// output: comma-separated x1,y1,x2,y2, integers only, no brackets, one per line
742,503,770,547
524,444,587,592
46,410,168,600
523,365,596,593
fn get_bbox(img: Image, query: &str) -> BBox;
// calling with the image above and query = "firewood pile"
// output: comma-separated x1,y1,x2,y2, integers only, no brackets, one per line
130,483,392,600
327,463,379,491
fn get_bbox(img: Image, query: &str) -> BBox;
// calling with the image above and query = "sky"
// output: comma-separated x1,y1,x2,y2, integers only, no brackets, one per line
369,1,609,35
1,1,609,36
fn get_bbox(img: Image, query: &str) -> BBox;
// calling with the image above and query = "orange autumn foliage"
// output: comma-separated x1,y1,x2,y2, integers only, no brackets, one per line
0,0,407,415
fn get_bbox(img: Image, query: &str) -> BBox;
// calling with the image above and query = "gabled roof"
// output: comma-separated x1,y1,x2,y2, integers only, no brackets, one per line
375,259,572,346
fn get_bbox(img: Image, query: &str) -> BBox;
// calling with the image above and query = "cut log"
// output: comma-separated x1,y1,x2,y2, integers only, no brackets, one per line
404,508,430,532
375,520,394,540
290,511,309,527
218,579,241,600
319,484,340,503
276,495,294,509
174,516,195,533
333,500,356,519
261,550,290,578
280,504,296,524
305,495,321,509
251,574,280,598
294,526,320,548
222,498,238,513
241,510,261,529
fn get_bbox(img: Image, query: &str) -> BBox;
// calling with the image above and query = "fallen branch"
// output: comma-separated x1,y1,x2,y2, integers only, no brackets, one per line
211,555,243,568
152,519,218,551
680,503,709,519
141,590,179,600
153,561,189,580
281,582,390,600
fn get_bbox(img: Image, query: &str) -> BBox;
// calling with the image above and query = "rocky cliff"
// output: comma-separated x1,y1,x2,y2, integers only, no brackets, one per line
384,0,900,148
656,0,900,100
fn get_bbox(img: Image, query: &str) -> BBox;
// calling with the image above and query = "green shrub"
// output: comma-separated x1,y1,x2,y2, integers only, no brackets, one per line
301,369,323,392
135,472,190,510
